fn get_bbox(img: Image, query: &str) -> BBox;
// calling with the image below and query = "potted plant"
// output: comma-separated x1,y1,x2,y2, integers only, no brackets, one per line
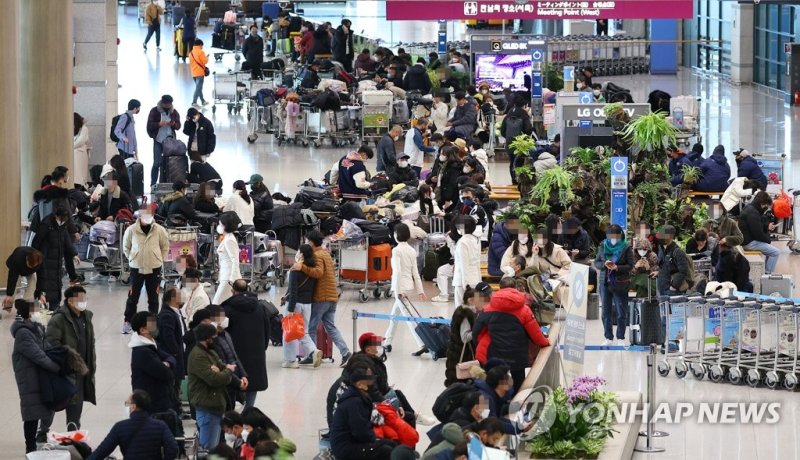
529,166,576,214
681,164,702,185
526,376,618,459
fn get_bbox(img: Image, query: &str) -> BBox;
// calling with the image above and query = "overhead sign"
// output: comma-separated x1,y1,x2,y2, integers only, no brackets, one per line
386,0,694,20
610,156,628,232
562,103,650,122
578,92,593,104
563,264,589,384
438,30,447,55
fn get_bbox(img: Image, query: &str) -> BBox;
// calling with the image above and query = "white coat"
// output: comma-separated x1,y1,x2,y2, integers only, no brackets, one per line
73,124,91,187
452,234,481,289
390,241,424,295
224,192,255,225
721,177,754,212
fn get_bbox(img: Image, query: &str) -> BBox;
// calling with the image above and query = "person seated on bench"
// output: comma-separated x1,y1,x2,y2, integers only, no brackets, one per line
692,145,731,193
714,240,753,293
740,191,780,274
667,145,691,186
734,149,768,191
720,177,759,217
685,228,716,260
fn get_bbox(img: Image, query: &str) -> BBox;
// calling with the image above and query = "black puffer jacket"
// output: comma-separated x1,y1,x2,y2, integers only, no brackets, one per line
11,320,60,421
444,306,476,387
285,270,316,311
221,292,270,391
438,161,464,210
183,115,216,156
96,187,133,220
157,191,196,220
32,186,78,235
330,386,379,460
311,25,332,56
251,187,274,231
242,34,264,65
31,215,76,305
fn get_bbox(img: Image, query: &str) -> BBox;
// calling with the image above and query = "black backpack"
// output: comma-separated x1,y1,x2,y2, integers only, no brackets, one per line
109,113,130,143
504,116,523,142
432,382,476,422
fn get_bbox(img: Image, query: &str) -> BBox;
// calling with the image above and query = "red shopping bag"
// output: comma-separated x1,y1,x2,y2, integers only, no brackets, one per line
281,313,305,342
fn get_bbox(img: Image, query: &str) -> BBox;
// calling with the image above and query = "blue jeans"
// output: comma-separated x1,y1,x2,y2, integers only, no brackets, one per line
243,391,257,409
144,23,160,47
600,283,629,340
195,408,221,450
744,240,780,274
309,301,350,357
151,140,163,185
283,303,317,362
193,76,206,104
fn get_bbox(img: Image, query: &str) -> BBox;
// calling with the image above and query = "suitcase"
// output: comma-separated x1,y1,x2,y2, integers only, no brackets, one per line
126,159,145,198
422,249,439,281
361,90,394,107
90,220,118,245
391,100,409,124
317,322,334,362
212,32,222,49
761,274,794,298
354,220,392,245
629,282,664,345
221,24,237,51
340,243,393,282
161,153,189,183
162,137,187,156
403,296,450,360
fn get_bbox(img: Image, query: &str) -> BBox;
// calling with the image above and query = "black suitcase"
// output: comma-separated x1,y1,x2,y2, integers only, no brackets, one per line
403,297,450,360
127,160,145,198
161,153,189,183
211,32,222,49
354,220,392,245
270,313,283,346
294,186,329,207
629,282,664,345
221,24,237,51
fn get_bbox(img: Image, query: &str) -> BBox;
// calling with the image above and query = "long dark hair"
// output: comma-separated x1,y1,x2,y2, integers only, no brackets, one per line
418,184,434,216
298,244,316,267
73,112,84,136
194,182,215,206
109,154,127,180
233,180,252,204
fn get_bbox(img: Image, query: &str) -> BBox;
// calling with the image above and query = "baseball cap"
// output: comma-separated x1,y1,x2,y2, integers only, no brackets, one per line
247,174,263,185
398,154,410,160
358,332,383,350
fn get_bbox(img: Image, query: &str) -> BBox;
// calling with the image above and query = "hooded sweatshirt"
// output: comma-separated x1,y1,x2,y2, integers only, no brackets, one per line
694,145,731,192
422,423,465,459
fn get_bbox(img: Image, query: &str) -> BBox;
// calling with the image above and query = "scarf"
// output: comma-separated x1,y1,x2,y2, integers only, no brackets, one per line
602,237,626,263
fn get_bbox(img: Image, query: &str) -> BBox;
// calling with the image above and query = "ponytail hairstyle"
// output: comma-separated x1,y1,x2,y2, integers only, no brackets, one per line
233,180,252,205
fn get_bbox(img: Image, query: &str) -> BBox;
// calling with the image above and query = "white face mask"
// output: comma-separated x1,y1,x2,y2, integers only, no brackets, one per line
125,405,132,418
140,214,154,225
241,429,250,442
225,432,237,445
295,252,303,263
30,312,43,324
637,249,648,257
439,154,447,162
609,238,619,245
220,317,230,329
76,301,88,312
463,166,472,174
480,408,491,420
393,135,400,142
216,224,225,234
456,226,465,236
518,234,529,244
398,160,408,168
593,90,601,96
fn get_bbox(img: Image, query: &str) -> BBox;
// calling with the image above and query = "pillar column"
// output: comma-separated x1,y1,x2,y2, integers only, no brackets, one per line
21,0,74,214
106,0,120,162
0,0,21,283
731,3,754,84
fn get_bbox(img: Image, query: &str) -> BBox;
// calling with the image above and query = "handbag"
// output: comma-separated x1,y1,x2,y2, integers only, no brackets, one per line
456,341,479,380
281,312,305,342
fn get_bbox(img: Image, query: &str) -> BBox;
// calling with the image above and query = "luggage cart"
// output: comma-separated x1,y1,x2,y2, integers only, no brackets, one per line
211,71,248,114
657,295,698,377
764,300,799,389
670,96,702,147
333,235,392,303
787,189,800,254
691,256,713,282
362,103,391,144
330,108,361,147
87,221,131,284
235,228,258,288
162,226,199,284
735,300,780,387
246,79,277,143
707,299,745,383
303,106,331,148
251,230,286,292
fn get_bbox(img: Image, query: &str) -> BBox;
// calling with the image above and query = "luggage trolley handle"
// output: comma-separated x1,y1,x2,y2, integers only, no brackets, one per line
399,294,424,321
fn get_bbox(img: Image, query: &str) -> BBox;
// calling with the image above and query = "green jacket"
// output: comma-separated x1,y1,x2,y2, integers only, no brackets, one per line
46,305,96,404
188,343,232,415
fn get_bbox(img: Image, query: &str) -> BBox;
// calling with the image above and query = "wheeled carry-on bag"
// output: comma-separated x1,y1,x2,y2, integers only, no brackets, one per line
403,296,450,360
317,322,334,362
761,274,794,298
161,153,189,183
126,158,145,198
629,280,664,346
340,243,393,282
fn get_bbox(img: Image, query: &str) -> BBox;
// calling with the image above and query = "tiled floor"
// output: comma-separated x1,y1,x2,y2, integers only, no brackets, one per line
2,6,800,459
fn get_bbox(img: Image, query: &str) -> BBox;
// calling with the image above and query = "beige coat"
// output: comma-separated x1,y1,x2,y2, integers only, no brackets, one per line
123,221,169,274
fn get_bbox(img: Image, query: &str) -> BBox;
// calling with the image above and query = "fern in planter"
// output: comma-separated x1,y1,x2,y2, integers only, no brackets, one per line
603,102,624,120
509,134,537,156
681,164,702,184
530,166,576,214
426,69,441,92
622,111,679,154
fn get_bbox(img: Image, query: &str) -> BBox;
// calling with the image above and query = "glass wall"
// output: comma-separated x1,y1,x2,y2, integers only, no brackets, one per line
754,4,796,91
683,0,733,74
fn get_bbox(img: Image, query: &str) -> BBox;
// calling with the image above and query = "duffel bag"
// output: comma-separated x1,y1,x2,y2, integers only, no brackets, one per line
353,219,392,245
294,186,330,208
162,136,187,156
310,198,338,213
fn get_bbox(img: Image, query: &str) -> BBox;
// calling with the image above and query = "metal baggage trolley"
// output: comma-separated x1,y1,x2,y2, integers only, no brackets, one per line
251,230,286,292
246,79,277,143
362,103,391,144
333,235,392,303
657,295,704,378
88,221,131,284
235,228,258,288
162,226,199,285
212,71,248,114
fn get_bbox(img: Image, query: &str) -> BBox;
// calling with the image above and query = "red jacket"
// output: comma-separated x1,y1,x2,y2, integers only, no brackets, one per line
372,402,418,448
299,30,314,54
473,288,550,370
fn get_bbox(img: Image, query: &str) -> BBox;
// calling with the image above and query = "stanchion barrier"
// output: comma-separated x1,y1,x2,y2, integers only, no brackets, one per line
636,343,668,453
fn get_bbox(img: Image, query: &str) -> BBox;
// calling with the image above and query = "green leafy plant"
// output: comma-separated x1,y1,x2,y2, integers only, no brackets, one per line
530,166,576,214
681,164,702,184
426,69,441,92
543,63,564,92
569,146,598,165
508,134,537,156
622,111,679,153
603,102,624,119
527,376,618,458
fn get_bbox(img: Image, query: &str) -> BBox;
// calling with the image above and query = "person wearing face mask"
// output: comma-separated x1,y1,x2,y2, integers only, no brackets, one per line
207,306,249,410
157,180,196,223
129,311,177,415
734,149,768,191
403,118,437,178
591,83,605,102
40,286,96,433
188,323,235,451
11,299,61,453
182,268,210,319
437,146,465,213
31,207,79,310
88,390,178,460
4,247,44,311
451,215,482,309
631,237,659,298
424,414,503,460
281,244,321,369
213,212,243,304
376,125,402,175
333,145,375,202
184,107,216,162
157,287,188,405
384,224,428,356
528,222,572,306
594,224,634,346
247,174,274,232
556,217,592,264
122,205,169,334
330,366,398,460
444,283,492,387
242,25,265,79
388,154,420,187
472,363,532,434
500,228,534,273
146,94,182,185
714,240,753,292
93,169,133,222
425,133,447,188
740,191,780,274
193,181,221,214
653,225,694,296
114,99,142,159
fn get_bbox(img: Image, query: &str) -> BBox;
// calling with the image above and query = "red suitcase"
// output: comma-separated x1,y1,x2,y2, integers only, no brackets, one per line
317,322,334,362
340,243,393,282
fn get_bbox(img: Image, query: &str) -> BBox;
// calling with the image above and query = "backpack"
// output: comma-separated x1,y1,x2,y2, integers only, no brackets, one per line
432,382,476,422
504,116,523,143
110,113,130,143
773,191,792,219
256,88,277,107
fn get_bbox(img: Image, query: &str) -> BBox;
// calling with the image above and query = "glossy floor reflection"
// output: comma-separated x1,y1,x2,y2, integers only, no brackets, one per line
2,7,800,459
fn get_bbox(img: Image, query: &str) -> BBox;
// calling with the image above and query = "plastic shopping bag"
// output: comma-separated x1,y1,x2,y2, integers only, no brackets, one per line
281,313,305,342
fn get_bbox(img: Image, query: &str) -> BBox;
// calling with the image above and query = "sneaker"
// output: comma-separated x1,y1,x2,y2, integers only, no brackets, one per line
601,339,613,346
312,350,323,368
121,322,132,334
431,295,449,303
298,355,314,365
281,361,299,369
615,339,630,347
416,413,438,426
340,351,352,368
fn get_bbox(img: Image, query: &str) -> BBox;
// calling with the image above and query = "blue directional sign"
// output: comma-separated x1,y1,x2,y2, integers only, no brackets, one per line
579,92,593,104
563,66,575,82
530,48,544,99
579,120,592,128
610,157,628,232
437,30,447,55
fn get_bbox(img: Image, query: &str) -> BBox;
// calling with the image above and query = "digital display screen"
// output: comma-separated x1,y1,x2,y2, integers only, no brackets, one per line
474,54,532,91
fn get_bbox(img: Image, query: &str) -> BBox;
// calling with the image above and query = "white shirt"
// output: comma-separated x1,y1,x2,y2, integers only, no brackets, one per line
217,233,242,282
183,284,211,320
390,241,424,295
471,149,489,175
403,128,424,169
224,192,255,225
452,234,481,289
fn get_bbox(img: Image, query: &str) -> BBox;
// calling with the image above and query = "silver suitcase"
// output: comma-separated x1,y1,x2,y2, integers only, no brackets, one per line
760,274,793,298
